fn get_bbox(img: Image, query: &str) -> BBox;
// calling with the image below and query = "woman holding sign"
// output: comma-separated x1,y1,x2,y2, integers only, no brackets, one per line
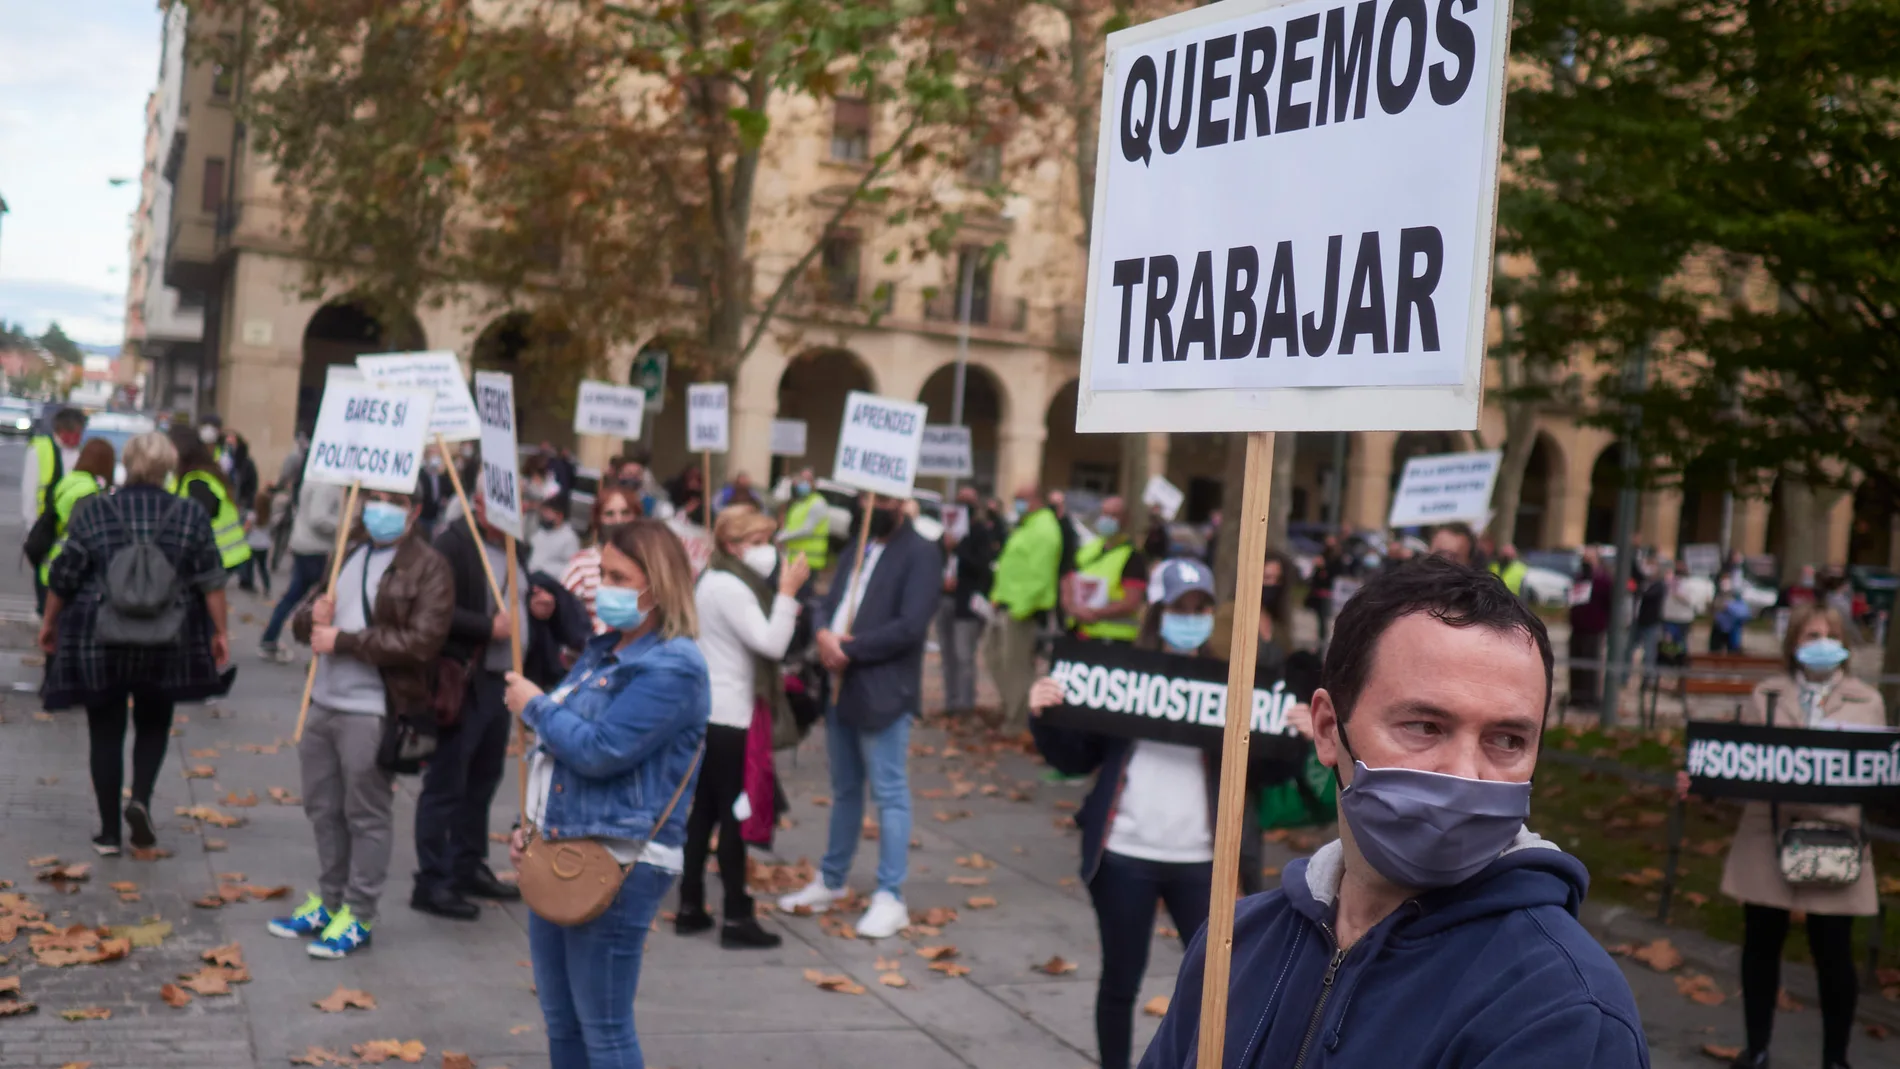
1684,604,1883,1069
1025,558,1274,1069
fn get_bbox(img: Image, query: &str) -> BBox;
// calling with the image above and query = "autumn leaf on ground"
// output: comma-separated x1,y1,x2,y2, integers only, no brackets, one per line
57,1061,90,1069
202,840,227,853
810,796,831,807
929,961,972,977
192,893,225,909
243,885,291,901
1036,955,1078,975
1701,1044,1742,1061
933,809,972,823
947,875,989,887
1868,1023,1891,1040
129,846,173,861
879,973,909,988
223,791,259,808
289,1048,351,1066
508,1024,534,1035
1618,868,1664,888
175,805,244,828
109,920,172,948
1627,938,1684,972
0,996,33,1016
442,1054,476,1069
1144,995,1171,1017
189,748,220,759
216,872,245,882
108,881,137,894
203,942,245,968
25,855,58,868
1777,988,1802,1012
0,977,18,997
160,983,191,1008
956,853,996,870
966,896,998,910
177,967,232,997
916,945,959,961
183,765,215,779
874,956,903,971
803,968,866,995
269,787,301,805
1683,892,1709,908
909,906,958,928
313,986,377,1013
352,1039,427,1064
37,863,90,883
59,1006,111,1021
1676,973,1727,1006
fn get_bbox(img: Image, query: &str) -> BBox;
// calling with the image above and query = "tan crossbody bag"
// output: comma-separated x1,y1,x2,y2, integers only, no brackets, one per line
518,744,704,927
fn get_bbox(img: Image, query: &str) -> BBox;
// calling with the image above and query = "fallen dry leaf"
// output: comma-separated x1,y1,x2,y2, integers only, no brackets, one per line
929,961,972,977
56,1062,90,1069
269,787,301,805
215,872,246,882
129,846,172,861
352,1039,428,1064
202,839,227,853
175,805,244,828
160,983,190,1008
1628,938,1684,972
0,996,34,1016
1036,955,1078,976
1618,868,1664,888
966,896,998,910
947,876,989,887
1676,973,1727,1006
509,1024,533,1035
289,1047,352,1066
909,906,958,928
176,967,231,997
956,853,996,870
802,968,866,995
189,748,220,759
37,864,90,884
1683,891,1709,908
810,796,831,807
1777,988,1802,1013
183,765,215,779
874,956,903,971
108,881,137,894
1144,995,1171,1017
314,986,377,1013
242,885,291,901
443,1054,476,1069
192,893,225,910
1868,1023,1891,1040
933,809,972,823
59,1006,111,1021
1701,1043,1742,1061
879,973,909,988
26,855,59,867
203,942,245,968
916,945,959,961
223,791,259,808
109,920,172,948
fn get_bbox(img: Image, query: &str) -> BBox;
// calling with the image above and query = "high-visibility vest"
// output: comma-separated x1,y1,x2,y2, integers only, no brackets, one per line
1489,558,1528,596
1072,537,1140,642
177,470,252,570
784,493,829,571
30,435,61,517
38,471,101,583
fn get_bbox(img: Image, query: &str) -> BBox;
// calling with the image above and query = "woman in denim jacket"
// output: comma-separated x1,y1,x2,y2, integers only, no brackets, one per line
505,520,711,1069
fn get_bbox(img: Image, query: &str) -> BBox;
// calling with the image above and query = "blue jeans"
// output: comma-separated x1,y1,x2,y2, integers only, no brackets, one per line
1089,852,1212,1069
261,552,328,644
820,710,912,895
530,862,675,1069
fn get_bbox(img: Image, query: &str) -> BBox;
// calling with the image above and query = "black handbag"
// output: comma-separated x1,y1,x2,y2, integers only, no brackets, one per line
376,714,437,775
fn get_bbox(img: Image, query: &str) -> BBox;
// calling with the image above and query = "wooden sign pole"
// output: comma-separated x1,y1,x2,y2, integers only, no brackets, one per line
436,433,506,611
839,492,877,635
504,535,528,813
293,481,361,743
1197,431,1275,1069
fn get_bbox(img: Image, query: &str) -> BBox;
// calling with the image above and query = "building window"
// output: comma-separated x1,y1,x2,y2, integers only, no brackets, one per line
955,246,991,325
820,229,861,306
201,158,225,213
831,98,869,162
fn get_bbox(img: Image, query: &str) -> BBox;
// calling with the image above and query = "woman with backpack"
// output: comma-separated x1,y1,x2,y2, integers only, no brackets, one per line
37,432,232,857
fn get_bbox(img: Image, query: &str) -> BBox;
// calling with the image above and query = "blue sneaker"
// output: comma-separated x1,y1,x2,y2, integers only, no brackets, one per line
307,906,371,959
267,893,331,939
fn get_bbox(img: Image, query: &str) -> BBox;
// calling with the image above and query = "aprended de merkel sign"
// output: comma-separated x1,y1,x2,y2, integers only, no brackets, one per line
1076,0,1511,435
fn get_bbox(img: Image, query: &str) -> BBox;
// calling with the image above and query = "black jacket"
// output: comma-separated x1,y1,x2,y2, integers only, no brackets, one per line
817,521,943,732
431,516,589,686
417,469,451,527
952,517,998,620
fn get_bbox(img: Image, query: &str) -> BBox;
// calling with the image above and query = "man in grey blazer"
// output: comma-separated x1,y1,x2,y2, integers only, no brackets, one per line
778,493,942,938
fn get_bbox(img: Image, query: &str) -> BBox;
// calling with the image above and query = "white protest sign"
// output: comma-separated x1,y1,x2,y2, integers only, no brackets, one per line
356,351,482,441
942,504,971,542
1142,474,1186,522
1075,0,1509,434
770,418,808,457
687,383,729,453
573,380,646,439
917,425,975,479
303,380,435,494
473,370,523,539
832,391,929,499
1387,450,1501,527
1683,543,1721,578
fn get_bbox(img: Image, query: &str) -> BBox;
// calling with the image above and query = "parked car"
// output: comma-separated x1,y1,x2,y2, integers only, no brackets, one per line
0,397,35,436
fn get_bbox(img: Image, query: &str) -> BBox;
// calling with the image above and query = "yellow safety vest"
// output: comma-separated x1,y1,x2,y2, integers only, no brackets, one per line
177,470,252,570
1489,558,1528,596
38,471,101,583
1072,537,1140,642
30,435,60,517
784,493,829,571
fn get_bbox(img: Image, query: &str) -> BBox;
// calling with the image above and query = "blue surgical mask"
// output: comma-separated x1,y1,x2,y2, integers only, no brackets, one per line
793,481,811,496
1796,637,1850,671
361,501,410,544
594,585,649,631
1335,726,1532,889
1095,516,1121,538
1012,498,1029,519
1159,611,1213,652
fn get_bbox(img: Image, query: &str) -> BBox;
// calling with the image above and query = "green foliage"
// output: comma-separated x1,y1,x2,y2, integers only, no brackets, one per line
36,322,82,365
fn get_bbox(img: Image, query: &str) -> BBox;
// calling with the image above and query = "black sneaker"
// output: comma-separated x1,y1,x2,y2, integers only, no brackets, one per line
674,908,714,936
1728,1050,1768,1069
124,801,156,849
91,835,121,857
720,916,782,949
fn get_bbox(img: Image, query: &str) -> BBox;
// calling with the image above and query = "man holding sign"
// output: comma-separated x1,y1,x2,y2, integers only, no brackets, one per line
777,392,941,940
1141,560,1643,1068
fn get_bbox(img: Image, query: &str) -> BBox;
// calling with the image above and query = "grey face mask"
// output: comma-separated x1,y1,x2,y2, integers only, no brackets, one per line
1335,726,1532,890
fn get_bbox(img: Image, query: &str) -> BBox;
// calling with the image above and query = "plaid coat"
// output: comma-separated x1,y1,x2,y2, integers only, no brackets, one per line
42,484,229,709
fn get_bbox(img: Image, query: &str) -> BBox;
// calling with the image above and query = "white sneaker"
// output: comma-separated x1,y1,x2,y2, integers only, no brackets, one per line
856,890,909,939
778,878,845,914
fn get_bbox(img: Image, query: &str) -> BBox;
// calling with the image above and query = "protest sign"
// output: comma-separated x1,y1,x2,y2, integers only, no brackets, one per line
1041,639,1316,757
1142,474,1186,522
356,351,481,441
573,380,646,439
770,418,808,457
474,371,523,540
1074,0,1509,436
302,379,435,495
832,391,928,499
942,504,971,543
1387,451,1501,527
1683,543,1722,578
687,383,730,453
917,425,975,479
1686,721,1900,804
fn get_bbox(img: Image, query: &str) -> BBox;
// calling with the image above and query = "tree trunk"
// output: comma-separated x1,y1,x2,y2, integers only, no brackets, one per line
1266,432,1297,550
1489,403,1537,547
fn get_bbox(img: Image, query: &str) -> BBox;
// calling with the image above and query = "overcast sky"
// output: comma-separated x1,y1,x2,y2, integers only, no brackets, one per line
0,1,159,347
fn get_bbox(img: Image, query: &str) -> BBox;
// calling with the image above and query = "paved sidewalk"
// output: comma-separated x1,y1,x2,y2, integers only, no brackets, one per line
0,575,1896,1066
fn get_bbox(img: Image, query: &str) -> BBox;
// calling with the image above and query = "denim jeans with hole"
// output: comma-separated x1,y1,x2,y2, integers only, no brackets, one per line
819,710,912,895
529,862,675,1069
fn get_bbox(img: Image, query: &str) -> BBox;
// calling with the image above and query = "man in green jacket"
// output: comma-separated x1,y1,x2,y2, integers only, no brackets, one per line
984,484,1063,735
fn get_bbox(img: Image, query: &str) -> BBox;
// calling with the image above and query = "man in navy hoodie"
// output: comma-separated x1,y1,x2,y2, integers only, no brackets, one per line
1141,556,1647,1069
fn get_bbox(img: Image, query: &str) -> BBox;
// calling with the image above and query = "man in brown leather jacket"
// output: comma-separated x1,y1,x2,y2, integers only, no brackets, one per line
275,487,454,960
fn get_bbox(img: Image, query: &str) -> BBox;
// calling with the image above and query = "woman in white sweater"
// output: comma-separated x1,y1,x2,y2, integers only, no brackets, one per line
677,505,810,948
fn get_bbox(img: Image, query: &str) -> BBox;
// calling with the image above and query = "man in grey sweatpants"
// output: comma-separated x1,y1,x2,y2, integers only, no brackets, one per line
272,488,453,959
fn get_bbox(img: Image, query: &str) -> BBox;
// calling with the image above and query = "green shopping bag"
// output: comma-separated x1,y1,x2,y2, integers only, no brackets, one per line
1258,748,1338,830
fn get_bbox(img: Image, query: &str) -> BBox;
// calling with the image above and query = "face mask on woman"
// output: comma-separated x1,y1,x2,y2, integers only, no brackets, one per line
1796,636,1850,671
1095,516,1120,538
361,501,410,544
199,425,220,445
741,544,778,579
1159,611,1214,652
594,585,649,631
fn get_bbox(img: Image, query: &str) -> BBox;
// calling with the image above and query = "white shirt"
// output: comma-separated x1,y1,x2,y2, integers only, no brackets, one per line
528,523,581,579
694,569,799,730
20,440,80,522
829,542,886,634
1106,740,1214,864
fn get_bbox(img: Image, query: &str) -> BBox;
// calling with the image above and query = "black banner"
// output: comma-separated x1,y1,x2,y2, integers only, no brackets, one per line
1038,638,1316,758
1685,720,1900,803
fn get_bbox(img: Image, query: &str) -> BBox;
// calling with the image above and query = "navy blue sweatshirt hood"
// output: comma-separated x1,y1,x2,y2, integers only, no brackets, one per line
1139,831,1648,1069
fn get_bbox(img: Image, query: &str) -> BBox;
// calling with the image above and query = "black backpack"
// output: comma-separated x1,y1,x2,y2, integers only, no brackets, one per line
94,496,187,648
22,440,66,568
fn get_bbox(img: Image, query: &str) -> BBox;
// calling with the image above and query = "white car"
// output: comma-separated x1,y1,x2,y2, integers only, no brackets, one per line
1519,565,1573,607
80,412,158,485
